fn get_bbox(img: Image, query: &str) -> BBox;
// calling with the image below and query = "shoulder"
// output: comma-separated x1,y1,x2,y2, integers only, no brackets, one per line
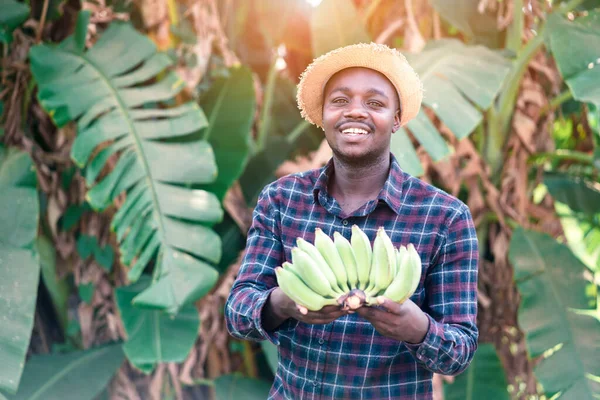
401,172,469,220
258,168,321,207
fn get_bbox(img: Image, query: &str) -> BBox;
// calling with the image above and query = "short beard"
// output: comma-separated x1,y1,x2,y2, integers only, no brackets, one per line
330,145,388,170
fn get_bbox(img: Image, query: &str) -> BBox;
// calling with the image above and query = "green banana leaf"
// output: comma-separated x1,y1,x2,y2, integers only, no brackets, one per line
214,375,272,400
555,202,600,272
508,227,600,399
544,171,600,215
0,0,30,44
428,0,502,48
310,0,370,57
114,277,200,372
0,145,40,395
260,341,278,375
548,11,600,106
37,235,70,332
29,11,221,314
394,39,511,176
3,343,124,400
443,343,509,400
198,65,255,200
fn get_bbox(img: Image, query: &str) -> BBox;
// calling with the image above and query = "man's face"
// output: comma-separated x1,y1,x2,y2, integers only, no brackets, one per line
321,67,401,165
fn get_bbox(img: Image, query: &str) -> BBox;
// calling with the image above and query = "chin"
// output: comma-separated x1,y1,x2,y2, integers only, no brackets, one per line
333,148,380,166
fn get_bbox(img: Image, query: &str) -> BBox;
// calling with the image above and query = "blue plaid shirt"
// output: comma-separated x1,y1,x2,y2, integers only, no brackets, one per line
225,153,479,399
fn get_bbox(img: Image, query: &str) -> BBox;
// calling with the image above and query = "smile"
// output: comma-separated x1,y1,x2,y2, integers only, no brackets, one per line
341,128,369,135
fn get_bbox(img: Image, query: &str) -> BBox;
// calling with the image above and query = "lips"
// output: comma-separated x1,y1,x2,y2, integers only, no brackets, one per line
339,123,372,136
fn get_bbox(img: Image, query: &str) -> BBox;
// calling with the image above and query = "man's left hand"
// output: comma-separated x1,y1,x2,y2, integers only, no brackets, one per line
355,297,430,344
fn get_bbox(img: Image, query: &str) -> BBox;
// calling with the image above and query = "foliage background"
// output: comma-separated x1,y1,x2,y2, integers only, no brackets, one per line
0,0,599,399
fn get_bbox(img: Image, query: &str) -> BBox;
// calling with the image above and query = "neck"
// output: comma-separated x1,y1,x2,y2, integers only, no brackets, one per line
329,152,391,202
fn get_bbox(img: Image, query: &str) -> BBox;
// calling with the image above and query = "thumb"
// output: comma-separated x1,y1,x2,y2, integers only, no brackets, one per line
376,296,402,314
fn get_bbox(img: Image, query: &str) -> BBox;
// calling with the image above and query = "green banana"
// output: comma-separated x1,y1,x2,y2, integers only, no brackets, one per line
275,267,338,311
296,237,344,295
333,231,359,289
351,224,372,290
405,243,422,300
381,245,413,302
314,228,350,292
365,227,395,296
291,247,338,298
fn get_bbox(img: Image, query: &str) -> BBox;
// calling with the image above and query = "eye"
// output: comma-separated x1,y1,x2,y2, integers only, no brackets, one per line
332,97,348,104
368,100,383,107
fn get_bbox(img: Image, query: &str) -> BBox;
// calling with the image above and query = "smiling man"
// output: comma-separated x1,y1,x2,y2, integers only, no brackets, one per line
225,43,479,399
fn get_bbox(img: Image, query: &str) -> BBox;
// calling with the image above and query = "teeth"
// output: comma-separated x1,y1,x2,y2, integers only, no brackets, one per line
342,128,368,134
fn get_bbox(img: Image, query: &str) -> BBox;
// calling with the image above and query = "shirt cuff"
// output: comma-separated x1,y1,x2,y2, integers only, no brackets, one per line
251,287,281,345
404,313,443,364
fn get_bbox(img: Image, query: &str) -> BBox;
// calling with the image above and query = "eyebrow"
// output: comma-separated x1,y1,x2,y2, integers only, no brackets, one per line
328,86,390,100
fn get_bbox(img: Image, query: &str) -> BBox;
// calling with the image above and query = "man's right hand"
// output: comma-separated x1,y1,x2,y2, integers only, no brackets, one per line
265,287,348,329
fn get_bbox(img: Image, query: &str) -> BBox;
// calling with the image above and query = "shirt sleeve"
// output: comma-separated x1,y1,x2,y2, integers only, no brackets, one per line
404,204,479,376
224,184,285,345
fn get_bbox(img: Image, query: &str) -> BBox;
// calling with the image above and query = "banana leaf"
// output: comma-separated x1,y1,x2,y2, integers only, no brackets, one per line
443,343,509,400
0,145,39,395
311,0,369,57
0,0,30,44
428,0,503,48
394,39,511,176
544,171,600,215
555,202,600,272
198,65,255,200
215,375,272,400
548,11,600,106
114,277,200,372
37,235,70,332
260,341,278,375
508,227,600,399
3,344,124,400
29,11,221,314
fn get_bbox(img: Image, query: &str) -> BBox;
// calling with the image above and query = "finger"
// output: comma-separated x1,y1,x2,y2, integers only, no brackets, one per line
296,305,308,315
356,304,387,321
320,305,345,314
376,296,403,314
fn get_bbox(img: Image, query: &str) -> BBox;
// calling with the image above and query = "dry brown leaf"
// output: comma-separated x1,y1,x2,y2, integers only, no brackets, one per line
276,138,332,177
135,0,167,28
78,303,95,349
512,111,537,154
223,181,253,233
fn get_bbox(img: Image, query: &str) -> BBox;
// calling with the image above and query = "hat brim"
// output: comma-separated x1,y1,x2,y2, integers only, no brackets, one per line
296,43,423,128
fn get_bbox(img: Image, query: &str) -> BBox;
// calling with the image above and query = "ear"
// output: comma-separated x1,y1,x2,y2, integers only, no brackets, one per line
392,108,401,133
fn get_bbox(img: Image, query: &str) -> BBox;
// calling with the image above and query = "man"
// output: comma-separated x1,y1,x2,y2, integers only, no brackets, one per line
225,42,479,399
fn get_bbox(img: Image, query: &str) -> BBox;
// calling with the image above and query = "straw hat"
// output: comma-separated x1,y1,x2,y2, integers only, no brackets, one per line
296,42,423,128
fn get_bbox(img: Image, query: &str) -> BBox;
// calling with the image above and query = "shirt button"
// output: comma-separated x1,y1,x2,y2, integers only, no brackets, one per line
318,338,325,345
342,219,348,226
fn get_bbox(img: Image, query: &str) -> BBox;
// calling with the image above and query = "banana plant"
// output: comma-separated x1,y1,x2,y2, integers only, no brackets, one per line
509,228,600,399
0,145,40,396
28,11,246,314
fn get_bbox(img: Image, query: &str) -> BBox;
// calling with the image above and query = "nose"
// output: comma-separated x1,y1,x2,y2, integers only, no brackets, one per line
343,100,368,119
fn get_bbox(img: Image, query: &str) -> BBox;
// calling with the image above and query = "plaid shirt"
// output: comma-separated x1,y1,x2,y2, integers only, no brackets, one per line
225,153,479,399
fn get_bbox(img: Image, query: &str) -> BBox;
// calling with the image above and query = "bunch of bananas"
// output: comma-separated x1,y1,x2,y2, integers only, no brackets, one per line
274,225,422,312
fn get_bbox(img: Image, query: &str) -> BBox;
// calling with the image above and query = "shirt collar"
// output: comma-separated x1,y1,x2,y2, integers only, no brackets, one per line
312,152,405,215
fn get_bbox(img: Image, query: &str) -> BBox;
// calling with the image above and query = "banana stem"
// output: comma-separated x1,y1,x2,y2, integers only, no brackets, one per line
256,57,279,151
